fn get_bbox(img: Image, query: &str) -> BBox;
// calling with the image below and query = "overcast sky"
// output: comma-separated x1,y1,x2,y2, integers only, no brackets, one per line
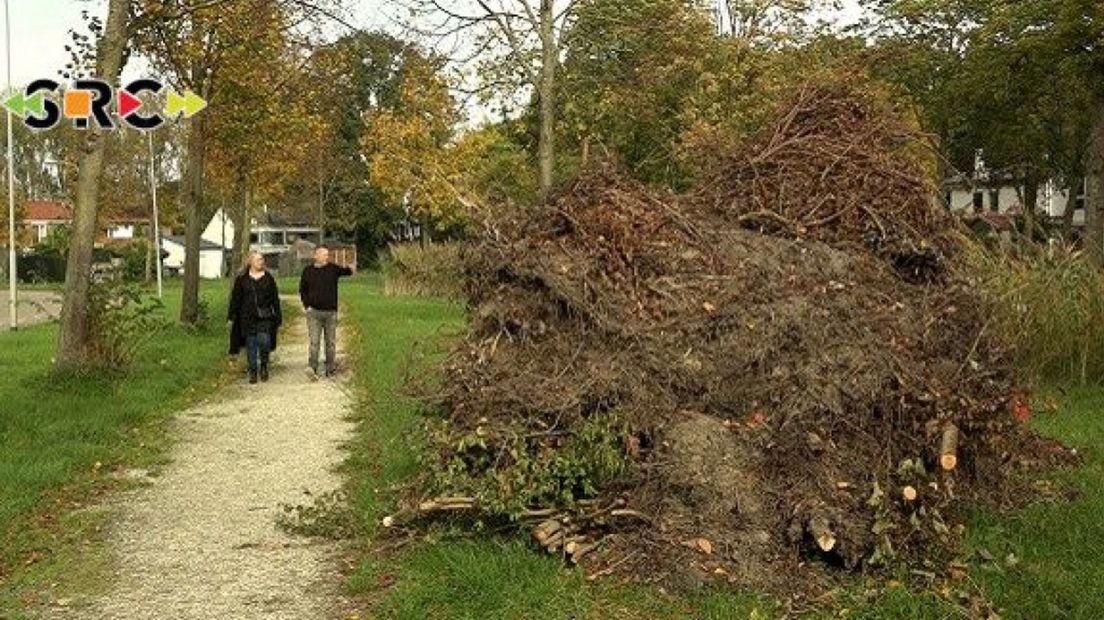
8,0,865,89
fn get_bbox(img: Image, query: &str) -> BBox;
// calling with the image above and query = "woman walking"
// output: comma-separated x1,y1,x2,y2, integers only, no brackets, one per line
228,252,283,384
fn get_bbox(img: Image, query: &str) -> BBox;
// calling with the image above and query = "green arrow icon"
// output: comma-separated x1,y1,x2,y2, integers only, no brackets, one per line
165,89,207,119
3,91,45,118
24,92,45,117
3,92,25,116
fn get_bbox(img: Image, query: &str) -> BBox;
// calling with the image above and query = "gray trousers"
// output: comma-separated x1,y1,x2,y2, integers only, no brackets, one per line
307,308,337,373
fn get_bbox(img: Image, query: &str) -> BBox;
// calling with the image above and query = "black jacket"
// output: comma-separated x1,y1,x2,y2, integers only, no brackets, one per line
299,263,353,311
228,270,283,355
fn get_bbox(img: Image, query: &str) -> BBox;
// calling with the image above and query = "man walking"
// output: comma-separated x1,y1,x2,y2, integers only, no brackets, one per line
299,246,354,379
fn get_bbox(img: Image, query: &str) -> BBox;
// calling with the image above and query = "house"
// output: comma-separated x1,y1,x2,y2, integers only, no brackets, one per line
203,208,323,253
24,200,73,245
22,200,157,246
202,208,327,274
104,210,151,241
942,171,1087,227
161,235,225,280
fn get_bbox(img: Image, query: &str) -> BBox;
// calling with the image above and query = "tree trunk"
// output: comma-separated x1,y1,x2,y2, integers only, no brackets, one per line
1062,176,1082,242
55,0,132,369
230,174,252,270
238,186,253,269
537,0,556,198
317,173,326,238
180,113,207,325
1022,171,1038,245
1085,100,1104,266
144,226,153,283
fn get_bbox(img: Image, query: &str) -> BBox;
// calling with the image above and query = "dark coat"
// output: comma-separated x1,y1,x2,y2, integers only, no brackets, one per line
228,270,283,355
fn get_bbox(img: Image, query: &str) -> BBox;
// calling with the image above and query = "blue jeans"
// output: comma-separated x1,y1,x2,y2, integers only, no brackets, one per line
246,325,272,371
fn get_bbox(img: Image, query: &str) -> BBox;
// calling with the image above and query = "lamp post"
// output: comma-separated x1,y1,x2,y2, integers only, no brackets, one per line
148,132,162,299
5,0,16,331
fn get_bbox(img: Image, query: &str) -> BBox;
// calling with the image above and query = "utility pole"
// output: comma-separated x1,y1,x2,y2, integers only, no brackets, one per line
148,132,163,299
6,0,17,331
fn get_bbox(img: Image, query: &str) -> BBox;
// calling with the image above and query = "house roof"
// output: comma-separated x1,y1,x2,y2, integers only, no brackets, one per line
25,200,72,222
163,235,224,251
254,210,319,230
108,209,150,224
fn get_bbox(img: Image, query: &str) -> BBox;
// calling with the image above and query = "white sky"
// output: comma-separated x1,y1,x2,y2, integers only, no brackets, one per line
7,0,865,89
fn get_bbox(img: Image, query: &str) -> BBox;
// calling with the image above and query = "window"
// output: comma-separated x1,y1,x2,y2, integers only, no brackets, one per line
35,224,48,242
989,189,1000,213
972,192,984,211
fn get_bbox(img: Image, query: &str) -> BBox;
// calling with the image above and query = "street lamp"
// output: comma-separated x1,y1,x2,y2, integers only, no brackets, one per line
5,0,16,332
147,132,162,299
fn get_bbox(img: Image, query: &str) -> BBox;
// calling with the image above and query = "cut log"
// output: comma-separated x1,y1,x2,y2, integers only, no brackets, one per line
902,486,918,501
418,497,475,512
542,530,566,550
383,496,477,528
568,541,599,564
609,508,652,523
533,519,563,546
940,423,960,471
809,515,837,552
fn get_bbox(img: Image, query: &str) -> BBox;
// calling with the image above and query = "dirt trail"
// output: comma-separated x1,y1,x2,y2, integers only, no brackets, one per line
47,300,354,619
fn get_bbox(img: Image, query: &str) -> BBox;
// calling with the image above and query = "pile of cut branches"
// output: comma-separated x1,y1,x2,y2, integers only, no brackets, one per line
385,80,1075,596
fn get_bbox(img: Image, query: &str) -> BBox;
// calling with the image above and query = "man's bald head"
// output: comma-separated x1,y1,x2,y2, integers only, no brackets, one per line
314,246,331,266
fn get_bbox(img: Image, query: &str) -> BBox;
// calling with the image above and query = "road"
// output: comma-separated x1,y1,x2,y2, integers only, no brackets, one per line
0,289,62,329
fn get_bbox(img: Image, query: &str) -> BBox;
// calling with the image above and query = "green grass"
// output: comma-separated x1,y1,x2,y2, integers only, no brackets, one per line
963,387,1104,619
0,280,234,613
341,278,1104,620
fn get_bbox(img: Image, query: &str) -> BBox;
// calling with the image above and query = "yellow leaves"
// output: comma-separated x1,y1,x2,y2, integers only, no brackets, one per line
361,65,494,228
681,537,714,555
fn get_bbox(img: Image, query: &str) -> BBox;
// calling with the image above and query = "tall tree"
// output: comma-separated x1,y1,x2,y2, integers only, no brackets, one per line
865,0,1099,244
716,0,822,43
55,0,132,369
204,2,325,270
560,0,736,186
137,0,339,323
396,0,581,196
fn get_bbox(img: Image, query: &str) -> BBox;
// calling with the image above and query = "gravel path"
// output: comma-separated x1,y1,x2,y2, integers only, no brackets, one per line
47,301,354,619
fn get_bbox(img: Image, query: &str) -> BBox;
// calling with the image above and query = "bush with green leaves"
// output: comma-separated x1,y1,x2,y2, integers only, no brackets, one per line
87,279,170,369
421,409,631,519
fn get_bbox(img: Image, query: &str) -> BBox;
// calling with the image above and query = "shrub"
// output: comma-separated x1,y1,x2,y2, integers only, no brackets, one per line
87,279,170,369
380,242,464,299
111,240,152,281
422,409,630,518
960,239,1104,384
17,249,66,283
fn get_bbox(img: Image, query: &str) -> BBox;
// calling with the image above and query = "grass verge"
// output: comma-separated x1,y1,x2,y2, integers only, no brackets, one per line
0,280,234,615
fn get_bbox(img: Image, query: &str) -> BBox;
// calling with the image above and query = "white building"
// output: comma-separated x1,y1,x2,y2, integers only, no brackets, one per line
943,173,1087,227
202,208,324,275
203,208,323,253
161,235,225,280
